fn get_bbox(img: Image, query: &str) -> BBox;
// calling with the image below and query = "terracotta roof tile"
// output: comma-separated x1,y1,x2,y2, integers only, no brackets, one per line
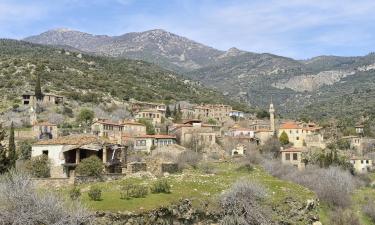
35,134,114,145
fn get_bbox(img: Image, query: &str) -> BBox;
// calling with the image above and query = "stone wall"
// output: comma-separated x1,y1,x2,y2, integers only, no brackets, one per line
160,162,178,174
32,178,73,188
74,173,125,185
127,162,147,174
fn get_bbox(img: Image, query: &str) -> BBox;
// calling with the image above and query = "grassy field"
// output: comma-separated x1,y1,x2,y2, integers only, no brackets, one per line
62,162,315,216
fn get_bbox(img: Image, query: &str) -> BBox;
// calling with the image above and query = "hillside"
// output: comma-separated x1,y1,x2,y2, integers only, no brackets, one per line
23,29,375,121
0,39,246,113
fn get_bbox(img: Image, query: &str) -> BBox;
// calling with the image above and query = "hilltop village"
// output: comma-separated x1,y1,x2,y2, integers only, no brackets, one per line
1,81,375,225
0,85,372,179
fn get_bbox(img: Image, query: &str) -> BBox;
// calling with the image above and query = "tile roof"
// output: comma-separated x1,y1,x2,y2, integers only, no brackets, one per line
35,134,114,145
34,121,57,126
122,121,145,126
135,134,176,139
280,121,300,129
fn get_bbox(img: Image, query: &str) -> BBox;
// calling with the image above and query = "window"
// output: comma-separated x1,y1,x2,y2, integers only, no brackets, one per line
296,137,299,141
285,153,290,160
366,160,369,164
136,140,146,146
361,160,364,164
42,150,48,156
293,153,298,160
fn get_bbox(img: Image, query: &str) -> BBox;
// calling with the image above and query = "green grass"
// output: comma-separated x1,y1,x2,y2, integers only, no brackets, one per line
61,162,315,214
352,186,375,225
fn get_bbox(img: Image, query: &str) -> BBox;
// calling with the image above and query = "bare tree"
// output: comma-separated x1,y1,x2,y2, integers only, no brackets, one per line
220,180,271,225
0,170,92,225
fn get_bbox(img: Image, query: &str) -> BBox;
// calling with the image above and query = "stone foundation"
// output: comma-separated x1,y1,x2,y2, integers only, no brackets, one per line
127,162,147,174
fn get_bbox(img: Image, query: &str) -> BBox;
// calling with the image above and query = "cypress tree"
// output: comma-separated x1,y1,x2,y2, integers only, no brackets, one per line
8,122,17,168
173,105,177,116
35,73,43,100
166,105,171,118
0,124,8,173
279,131,289,145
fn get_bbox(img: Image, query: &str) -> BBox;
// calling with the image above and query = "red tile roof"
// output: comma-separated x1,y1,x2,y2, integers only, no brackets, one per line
280,121,300,129
35,134,115,145
135,134,176,139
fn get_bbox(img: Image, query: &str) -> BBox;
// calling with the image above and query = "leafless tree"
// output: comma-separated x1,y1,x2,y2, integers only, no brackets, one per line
0,170,92,225
220,180,272,225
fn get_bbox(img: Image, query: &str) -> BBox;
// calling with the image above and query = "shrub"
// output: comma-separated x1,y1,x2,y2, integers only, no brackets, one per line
25,155,50,178
88,186,102,201
120,183,148,199
151,179,171,194
279,131,289,146
130,184,148,198
0,170,91,224
363,202,375,222
329,208,360,225
263,160,357,208
69,186,81,200
220,180,270,224
76,156,104,177
236,162,254,172
198,163,217,174
176,150,202,170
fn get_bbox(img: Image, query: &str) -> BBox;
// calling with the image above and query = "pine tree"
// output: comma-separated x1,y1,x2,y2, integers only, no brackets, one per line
8,122,17,168
35,73,43,100
166,105,171,118
0,124,8,173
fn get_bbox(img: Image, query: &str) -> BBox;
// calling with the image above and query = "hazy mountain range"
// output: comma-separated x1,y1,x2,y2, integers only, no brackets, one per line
23,28,375,120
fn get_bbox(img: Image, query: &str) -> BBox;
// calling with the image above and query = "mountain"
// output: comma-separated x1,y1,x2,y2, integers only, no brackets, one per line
24,29,223,72
0,39,248,113
23,29,375,121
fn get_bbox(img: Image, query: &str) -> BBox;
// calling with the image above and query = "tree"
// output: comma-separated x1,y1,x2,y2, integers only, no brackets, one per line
165,105,171,118
279,131,289,145
0,124,8,173
8,122,17,168
173,105,177,116
76,156,104,177
207,118,217,125
76,108,95,126
260,137,281,158
25,155,50,178
138,118,156,135
18,140,32,160
34,73,43,100
178,104,181,114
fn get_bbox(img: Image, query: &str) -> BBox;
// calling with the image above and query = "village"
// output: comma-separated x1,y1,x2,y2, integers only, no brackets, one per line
0,87,371,181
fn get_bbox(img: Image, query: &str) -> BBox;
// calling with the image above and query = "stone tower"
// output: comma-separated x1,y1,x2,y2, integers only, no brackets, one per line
269,100,276,135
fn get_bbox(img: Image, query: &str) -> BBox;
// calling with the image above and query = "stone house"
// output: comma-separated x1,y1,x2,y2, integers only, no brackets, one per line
22,93,64,106
129,99,166,114
91,119,124,142
280,147,306,170
133,134,177,153
32,121,59,140
135,109,163,125
278,121,322,148
122,120,147,136
31,135,126,178
229,110,244,118
254,129,274,145
226,125,255,138
350,156,373,174
169,120,216,148
231,144,246,156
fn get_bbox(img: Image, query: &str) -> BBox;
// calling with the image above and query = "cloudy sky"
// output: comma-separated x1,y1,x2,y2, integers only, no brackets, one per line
1,0,375,59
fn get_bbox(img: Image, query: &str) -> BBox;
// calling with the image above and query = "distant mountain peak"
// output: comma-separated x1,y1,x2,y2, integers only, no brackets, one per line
51,28,74,32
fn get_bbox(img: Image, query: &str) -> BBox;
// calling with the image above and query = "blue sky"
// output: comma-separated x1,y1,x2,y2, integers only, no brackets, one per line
1,0,375,59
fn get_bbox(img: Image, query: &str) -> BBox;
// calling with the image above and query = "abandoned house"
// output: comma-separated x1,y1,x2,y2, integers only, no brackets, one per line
22,93,64,106
31,135,126,178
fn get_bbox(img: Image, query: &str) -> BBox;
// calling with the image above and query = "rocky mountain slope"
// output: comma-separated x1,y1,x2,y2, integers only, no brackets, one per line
24,29,223,72
23,29,375,120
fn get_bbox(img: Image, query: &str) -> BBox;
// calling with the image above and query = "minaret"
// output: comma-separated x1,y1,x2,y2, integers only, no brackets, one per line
30,106,37,125
269,98,276,135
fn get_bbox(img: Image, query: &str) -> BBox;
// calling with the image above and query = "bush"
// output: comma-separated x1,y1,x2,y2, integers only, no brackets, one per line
176,150,202,170
130,184,148,198
263,160,357,208
76,156,104,177
0,170,91,224
151,179,171,194
25,155,50,178
220,180,270,224
198,163,217,174
120,183,148,199
88,186,102,201
236,163,254,172
69,186,81,200
363,202,375,222
329,208,360,225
